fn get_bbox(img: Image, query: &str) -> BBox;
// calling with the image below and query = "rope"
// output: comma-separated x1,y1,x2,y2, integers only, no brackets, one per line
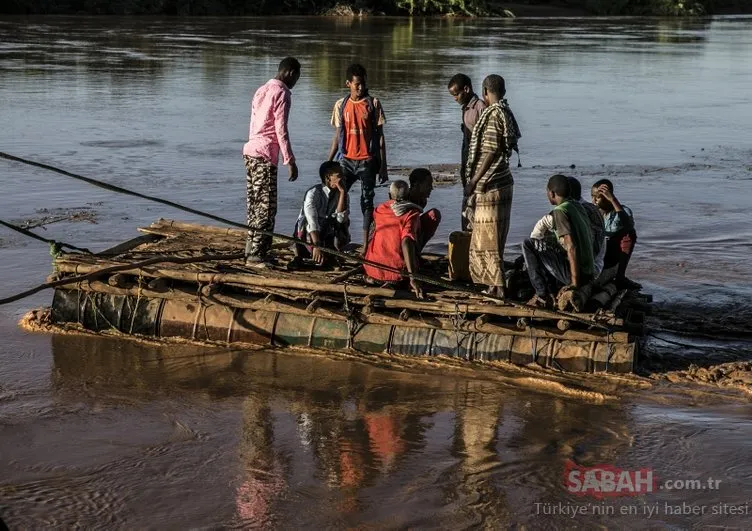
0,151,610,329
0,252,243,306
0,218,92,255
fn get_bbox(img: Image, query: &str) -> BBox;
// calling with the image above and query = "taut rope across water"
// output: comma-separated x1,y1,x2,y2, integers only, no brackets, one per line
0,151,611,330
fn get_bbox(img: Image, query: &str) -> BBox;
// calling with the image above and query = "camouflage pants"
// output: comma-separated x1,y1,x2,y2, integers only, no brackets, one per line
244,156,278,259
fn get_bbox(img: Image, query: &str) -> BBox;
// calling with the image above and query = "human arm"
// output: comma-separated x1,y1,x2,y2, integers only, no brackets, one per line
464,151,494,196
273,90,297,181
400,210,423,298
328,131,339,161
560,234,581,288
328,99,341,161
375,100,388,183
597,185,633,232
530,214,554,240
303,189,324,264
401,238,423,298
333,181,348,223
378,125,388,184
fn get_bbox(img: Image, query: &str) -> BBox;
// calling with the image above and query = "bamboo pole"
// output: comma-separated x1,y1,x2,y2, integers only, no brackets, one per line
55,260,402,298
139,218,247,238
54,259,625,326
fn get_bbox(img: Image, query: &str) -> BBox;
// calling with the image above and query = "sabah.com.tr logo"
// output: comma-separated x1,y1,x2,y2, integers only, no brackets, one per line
564,461,722,498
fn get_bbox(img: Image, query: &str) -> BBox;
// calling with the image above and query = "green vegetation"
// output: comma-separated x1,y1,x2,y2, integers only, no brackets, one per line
1,0,742,16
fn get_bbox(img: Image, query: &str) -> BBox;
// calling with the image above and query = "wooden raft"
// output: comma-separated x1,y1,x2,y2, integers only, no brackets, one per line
47,219,649,373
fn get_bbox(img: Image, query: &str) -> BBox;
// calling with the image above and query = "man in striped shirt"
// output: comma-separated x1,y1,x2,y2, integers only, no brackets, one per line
463,74,521,299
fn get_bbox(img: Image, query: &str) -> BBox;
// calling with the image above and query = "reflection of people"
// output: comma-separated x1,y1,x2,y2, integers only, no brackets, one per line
447,73,487,191
450,381,508,526
363,180,424,298
464,74,521,299
290,161,350,268
242,57,301,268
236,395,286,526
328,63,388,250
363,410,408,473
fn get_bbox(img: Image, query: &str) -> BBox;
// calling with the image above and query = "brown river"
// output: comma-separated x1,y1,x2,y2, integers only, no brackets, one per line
1,15,752,528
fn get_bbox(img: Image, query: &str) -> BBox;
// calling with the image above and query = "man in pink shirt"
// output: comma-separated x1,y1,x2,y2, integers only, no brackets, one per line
242,57,301,267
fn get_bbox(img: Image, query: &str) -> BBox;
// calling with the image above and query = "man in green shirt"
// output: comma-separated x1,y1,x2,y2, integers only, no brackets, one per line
523,174,594,308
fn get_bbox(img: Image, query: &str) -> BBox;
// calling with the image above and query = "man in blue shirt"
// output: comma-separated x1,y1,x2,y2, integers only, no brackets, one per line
591,179,640,290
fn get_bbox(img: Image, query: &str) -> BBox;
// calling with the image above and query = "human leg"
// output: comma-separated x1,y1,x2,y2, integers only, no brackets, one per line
244,156,278,261
616,230,640,288
353,159,377,250
522,237,570,305
468,184,513,293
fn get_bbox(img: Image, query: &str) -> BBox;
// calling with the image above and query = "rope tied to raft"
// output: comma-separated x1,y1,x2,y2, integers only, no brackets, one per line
342,285,361,348
450,301,468,360
0,218,92,256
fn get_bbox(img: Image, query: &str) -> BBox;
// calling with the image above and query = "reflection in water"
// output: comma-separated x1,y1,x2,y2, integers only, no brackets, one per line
447,383,508,528
0,329,745,527
237,394,285,528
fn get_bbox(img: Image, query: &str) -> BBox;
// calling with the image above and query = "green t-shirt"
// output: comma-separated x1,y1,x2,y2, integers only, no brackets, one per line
553,200,595,279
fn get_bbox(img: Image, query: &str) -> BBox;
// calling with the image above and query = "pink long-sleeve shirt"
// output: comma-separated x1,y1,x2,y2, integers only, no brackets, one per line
242,78,295,166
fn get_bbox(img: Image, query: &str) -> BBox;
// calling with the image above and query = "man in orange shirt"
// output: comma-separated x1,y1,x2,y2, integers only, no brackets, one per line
328,63,388,251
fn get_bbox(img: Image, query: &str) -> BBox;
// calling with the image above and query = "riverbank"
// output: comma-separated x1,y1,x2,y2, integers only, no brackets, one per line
2,0,750,17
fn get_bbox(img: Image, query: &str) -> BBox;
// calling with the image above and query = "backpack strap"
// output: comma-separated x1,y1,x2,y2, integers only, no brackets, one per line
336,94,381,161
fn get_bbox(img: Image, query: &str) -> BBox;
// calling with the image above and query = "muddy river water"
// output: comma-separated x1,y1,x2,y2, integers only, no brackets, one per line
1,15,751,528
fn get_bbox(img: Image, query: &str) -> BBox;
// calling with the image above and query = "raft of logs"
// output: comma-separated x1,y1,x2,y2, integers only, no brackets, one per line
43,219,650,374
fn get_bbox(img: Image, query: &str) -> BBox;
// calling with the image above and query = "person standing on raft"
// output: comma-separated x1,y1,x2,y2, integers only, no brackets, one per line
327,63,388,252
447,74,487,192
463,74,521,299
242,57,301,268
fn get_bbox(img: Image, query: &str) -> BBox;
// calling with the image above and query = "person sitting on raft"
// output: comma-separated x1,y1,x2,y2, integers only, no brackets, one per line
522,174,595,308
289,161,350,269
363,180,428,298
407,168,442,250
591,179,641,290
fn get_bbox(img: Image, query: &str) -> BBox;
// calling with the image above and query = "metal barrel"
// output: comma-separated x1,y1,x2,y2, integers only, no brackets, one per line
51,289,635,373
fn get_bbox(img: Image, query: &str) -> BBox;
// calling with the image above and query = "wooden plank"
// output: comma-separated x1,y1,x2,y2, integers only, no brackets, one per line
97,234,163,256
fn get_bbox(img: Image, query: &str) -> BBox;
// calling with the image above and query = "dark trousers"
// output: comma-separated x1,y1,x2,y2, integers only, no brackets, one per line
244,156,277,259
341,157,378,231
604,230,637,280
293,219,351,261
522,238,571,298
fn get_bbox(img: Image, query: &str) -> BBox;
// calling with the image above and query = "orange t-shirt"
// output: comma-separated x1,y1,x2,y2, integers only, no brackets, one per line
331,96,386,161
344,98,371,160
